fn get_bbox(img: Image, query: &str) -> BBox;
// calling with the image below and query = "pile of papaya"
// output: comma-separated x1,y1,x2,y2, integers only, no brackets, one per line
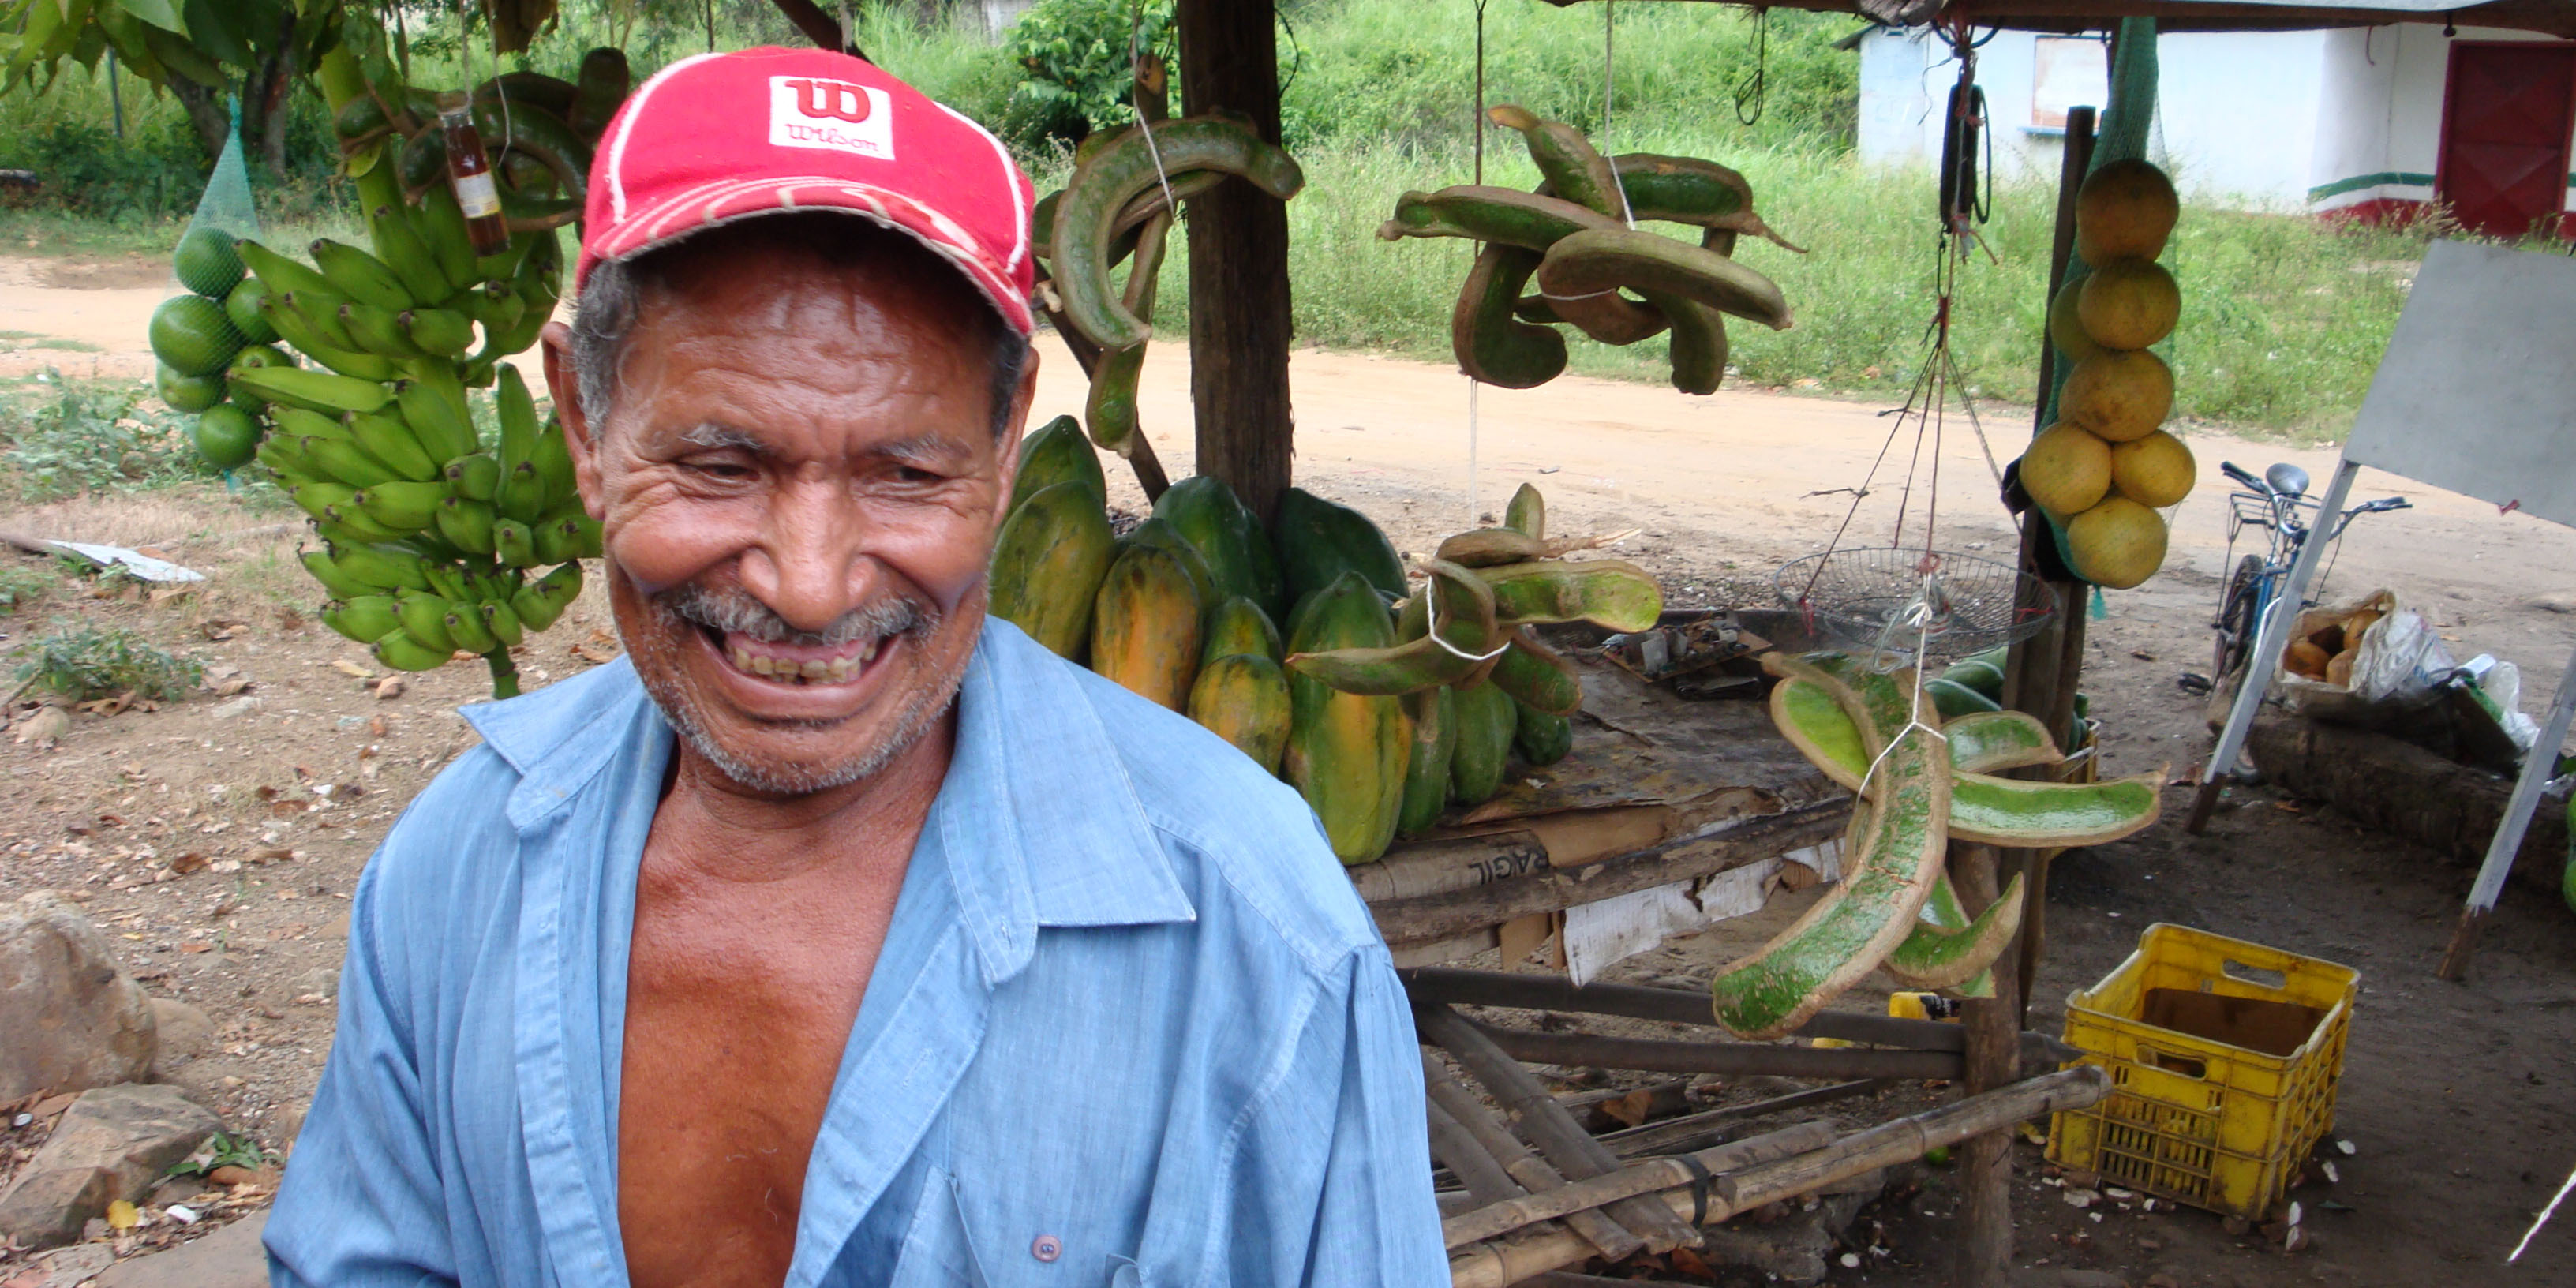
144,9,623,698
1031,62,1305,462
990,422,1657,866
1379,104,1802,395
1701,651,2160,1039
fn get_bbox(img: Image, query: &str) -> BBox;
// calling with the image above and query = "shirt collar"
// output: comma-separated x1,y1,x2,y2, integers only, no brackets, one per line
460,620,1194,987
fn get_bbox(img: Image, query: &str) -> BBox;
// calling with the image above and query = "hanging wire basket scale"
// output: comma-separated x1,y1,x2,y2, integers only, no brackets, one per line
1773,548,2056,660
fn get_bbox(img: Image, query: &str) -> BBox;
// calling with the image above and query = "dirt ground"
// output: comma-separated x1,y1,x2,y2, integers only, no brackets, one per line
4,260,2574,1285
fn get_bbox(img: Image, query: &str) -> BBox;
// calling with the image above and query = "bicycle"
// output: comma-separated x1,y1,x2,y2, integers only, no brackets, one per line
2207,460,2410,685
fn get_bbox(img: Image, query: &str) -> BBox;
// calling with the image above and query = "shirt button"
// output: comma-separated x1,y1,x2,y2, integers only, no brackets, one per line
1032,1235,1062,1263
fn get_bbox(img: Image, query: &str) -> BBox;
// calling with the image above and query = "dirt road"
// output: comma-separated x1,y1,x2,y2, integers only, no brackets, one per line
5,258,2574,1284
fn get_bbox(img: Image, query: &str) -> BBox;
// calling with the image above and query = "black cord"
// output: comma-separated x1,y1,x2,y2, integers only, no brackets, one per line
1733,7,1769,126
1276,4,1303,98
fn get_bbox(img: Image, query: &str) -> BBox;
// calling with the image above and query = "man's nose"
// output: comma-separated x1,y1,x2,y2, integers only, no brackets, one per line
736,473,879,633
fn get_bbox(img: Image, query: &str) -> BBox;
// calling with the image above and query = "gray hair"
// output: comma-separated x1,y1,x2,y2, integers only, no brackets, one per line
565,214,1031,440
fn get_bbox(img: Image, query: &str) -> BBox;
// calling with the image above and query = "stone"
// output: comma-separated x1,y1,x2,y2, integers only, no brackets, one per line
0,1243,114,1288
93,1213,269,1288
147,998,214,1071
289,967,339,1002
1,893,159,1103
0,1084,219,1250
208,697,260,721
2524,590,2576,614
1695,1180,1879,1285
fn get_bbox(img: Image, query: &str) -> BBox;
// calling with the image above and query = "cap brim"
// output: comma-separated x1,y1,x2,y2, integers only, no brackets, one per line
582,174,1035,335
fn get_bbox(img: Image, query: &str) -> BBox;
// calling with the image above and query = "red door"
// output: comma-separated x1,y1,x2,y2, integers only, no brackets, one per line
2436,43,2576,238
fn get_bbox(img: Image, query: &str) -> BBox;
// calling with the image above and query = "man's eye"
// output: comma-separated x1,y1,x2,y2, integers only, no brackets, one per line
892,465,944,485
690,459,756,480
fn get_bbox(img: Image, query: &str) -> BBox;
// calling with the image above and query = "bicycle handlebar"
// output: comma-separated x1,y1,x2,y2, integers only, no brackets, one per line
2219,461,2265,492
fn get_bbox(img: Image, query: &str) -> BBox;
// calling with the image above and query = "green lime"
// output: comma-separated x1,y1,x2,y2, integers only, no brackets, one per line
191,403,262,470
224,277,277,344
148,294,243,376
155,361,227,414
174,227,246,298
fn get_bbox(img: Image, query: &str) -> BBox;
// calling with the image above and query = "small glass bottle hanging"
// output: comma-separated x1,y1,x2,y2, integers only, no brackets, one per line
438,92,510,257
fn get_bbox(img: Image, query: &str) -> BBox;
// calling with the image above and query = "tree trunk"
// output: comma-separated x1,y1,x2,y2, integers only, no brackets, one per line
1174,0,1295,523
167,77,230,165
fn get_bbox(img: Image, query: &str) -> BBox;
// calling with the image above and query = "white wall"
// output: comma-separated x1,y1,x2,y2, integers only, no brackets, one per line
2310,25,2576,215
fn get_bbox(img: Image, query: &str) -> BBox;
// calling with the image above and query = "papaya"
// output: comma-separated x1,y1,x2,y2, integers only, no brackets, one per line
1011,415,1106,513
1122,516,1221,614
1188,653,1292,776
1155,474,1287,620
1287,559,1497,696
1090,544,1204,711
1202,595,1284,665
989,481,1115,660
1513,698,1574,766
1397,686,1458,836
1940,654,2007,702
1271,486,1406,608
1284,572,1409,865
1448,677,1518,807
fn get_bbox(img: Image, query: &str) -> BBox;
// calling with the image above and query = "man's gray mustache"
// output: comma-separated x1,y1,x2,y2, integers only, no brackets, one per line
655,582,936,648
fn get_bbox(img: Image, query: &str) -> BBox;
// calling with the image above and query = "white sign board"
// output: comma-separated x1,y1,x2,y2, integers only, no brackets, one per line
2346,239,2576,532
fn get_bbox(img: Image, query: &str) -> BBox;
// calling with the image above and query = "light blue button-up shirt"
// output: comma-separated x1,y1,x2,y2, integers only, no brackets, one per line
265,620,1447,1287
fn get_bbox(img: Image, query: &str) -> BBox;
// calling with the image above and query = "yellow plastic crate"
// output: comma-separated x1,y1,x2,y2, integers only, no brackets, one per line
2046,924,2357,1222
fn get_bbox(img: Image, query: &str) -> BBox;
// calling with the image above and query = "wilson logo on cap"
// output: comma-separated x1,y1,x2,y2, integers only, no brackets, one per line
768,75,894,159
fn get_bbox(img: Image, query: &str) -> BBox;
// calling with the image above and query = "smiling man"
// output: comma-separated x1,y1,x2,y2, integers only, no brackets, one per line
264,49,1444,1288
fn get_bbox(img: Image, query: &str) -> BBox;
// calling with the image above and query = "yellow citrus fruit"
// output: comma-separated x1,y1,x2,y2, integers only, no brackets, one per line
2067,495,2170,589
2020,421,2112,518
2111,430,2196,507
2077,258,2181,350
2076,159,2180,263
2049,277,2102,365
2061,349,2174,443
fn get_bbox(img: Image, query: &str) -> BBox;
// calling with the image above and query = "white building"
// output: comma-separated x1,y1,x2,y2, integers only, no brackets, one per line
1860,23,2576,235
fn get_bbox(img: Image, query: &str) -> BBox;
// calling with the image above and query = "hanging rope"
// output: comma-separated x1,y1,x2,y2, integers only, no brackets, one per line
1603,0,1634,227
1465,0,1492,526
1732,7,1769,126
1130,1,1179,231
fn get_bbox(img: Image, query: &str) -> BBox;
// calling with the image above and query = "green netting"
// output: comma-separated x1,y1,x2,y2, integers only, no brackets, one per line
183,96,261,254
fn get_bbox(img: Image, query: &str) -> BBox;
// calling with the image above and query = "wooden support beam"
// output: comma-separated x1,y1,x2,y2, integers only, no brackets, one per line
1175,0,1295,523
1954,843,2023,1288
1462,1020,1962,1081
1422,1054,1645,1262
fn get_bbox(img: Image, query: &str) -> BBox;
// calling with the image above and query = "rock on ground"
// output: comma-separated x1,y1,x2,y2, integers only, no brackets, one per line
145,998,213,1074
92,1213,270,1288
0,1084,219,1250
0,1242,114,1288
1,892,158,1103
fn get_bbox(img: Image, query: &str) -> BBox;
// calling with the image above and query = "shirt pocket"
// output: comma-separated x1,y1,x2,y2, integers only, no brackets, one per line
885,1166,1148,1288
886,1166,990,1288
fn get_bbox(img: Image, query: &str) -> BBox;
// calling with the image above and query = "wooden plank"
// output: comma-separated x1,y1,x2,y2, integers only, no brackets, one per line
1421,1054,1644,1262
1462,1019,1962,1081
1174,0,1294,523
1955,843,2022,1288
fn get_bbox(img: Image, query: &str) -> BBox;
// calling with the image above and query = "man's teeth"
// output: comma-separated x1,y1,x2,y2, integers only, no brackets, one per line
726,638,878,683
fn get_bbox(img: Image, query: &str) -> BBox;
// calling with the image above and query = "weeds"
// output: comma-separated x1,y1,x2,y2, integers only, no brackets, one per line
0,564,54,615
0,370,211,500
9,620,202,704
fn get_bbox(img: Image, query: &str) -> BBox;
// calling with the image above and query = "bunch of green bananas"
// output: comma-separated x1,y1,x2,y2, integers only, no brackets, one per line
191,9,627,699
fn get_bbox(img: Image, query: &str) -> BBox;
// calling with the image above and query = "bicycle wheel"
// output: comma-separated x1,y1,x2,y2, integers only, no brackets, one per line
2212,554,2263,681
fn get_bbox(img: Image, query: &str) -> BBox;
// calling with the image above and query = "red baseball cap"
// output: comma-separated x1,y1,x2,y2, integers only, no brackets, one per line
578,47,1035,335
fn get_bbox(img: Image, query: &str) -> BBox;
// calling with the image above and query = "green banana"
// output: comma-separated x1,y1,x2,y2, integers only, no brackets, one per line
310,238,413,311
275,290,360,351
321,504,411,545
442,601,500,654
446,452,501,502
481,598,526,647
270,406,346,441
421,564,473,605
346,410,441,481
256,436,320,485
512,562,583,632
303,436,407,489
373,629,452,672
402,307,477,358
529,421,577,511
321,594,404,644
396,368,479,463
237,238,337,299
530,514,576,565
462,281,526,335
415,181,481,294
324,541,434,593
497,460,548,525
357,480,451,531
395,590,458,653
1052,117,1305,349
300,549,376,600
286,481,360,523
368,205,452,305
494,365,540,471
340,300,427,359
231,366,394,416
493,519,537,567
256,299,395,383
434,496,499,556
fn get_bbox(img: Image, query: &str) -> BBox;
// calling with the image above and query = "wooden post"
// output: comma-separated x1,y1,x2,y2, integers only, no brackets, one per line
2001,104,2098,1023
1175,0,1296,523
1953,843,2023,1288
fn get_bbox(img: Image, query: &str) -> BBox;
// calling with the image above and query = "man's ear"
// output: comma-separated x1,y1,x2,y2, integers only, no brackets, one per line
539,321,605,522
991,343,1041,522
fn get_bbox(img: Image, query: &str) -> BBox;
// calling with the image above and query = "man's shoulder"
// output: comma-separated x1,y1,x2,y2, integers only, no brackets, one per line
1000,630,1382,972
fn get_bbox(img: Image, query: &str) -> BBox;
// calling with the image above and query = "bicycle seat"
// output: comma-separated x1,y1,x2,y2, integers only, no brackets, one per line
2265,463,2310,498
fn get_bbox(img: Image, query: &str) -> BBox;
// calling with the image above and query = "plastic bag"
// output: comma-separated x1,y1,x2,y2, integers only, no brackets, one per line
2275,590,2454,719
